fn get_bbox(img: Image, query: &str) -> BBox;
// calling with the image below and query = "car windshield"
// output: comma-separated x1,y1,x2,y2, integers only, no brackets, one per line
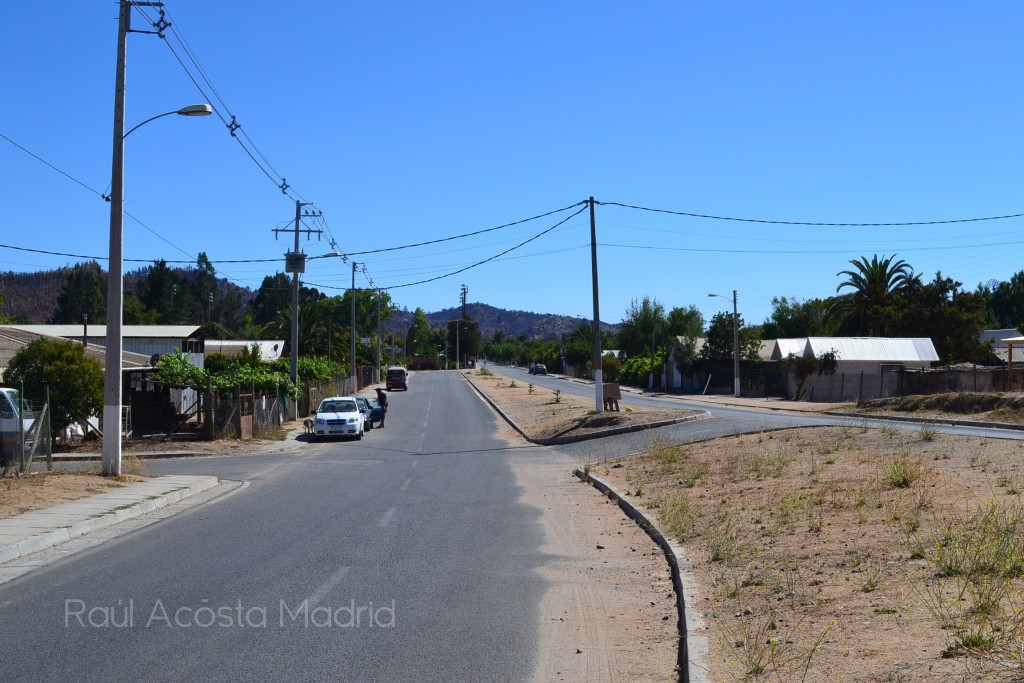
387,369,404,378
321,400,357,413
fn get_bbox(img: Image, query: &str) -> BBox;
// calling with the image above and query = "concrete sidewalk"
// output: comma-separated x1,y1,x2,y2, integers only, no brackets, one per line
0,475,220,564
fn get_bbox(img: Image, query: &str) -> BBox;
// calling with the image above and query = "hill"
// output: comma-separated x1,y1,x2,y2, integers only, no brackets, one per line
0,266,615,338
422,303,616,339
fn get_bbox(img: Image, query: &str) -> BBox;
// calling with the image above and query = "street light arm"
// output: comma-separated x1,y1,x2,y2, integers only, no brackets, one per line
124,103,212,138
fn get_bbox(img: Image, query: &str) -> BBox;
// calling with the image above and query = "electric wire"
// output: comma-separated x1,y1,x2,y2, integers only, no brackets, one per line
597,239,1024,255
384,204,589,290
344,201,587,257
9,104,1024,298
599,200,1024,227
0,132,107,199
134,2,301,199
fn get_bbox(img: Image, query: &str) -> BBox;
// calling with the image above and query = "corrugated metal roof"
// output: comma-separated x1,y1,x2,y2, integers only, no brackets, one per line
0,324,201,339
205,340,285,361
772,338,807,360
804,337,939,362
0,328,152,373
980,329,1024,348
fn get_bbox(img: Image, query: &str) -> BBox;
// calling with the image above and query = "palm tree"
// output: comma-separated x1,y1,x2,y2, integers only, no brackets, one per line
265,304,326,358
827,254,913,336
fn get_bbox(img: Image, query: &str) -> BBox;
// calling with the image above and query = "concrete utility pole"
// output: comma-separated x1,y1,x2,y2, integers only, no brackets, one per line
104,0,213,475
274,199,320,420
457,284,468,370
731,289,740,398
350,261,357,392
101,0,130,477
375,291,381,383
589,197,603,414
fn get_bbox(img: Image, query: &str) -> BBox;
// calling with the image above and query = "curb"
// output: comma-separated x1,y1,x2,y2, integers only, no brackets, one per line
574,468,708,683
0,475,220,564
821,410,1024,432
464,374,710,445
537,413,709,445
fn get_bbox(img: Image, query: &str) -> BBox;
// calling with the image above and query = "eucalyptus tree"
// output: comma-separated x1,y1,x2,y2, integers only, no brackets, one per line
52,263,107,324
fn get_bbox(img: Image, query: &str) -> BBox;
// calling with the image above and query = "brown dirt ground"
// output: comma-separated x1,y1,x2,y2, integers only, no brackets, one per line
0,470,147,519
600,427,1024,680
471,369,1024,681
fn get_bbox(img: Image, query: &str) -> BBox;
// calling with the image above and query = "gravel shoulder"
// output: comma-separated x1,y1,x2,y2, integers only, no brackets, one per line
467,369,687,680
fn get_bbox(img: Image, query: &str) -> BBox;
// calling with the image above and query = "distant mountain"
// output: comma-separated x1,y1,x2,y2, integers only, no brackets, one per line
0,263,98,323
421,303,617,340
0,266,614,339
0,263,254,325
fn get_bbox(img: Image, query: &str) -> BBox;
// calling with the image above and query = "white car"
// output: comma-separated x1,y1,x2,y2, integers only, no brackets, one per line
313,396,365,440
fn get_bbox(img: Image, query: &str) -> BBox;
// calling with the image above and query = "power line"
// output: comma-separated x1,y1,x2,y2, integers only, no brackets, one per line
598,239,1024,255
384,204,589,290
0,132,107,199
345,201,588,257
136,2,302,200
599,200,1024,227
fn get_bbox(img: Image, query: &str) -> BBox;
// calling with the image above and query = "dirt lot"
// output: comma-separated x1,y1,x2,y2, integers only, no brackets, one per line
470,370,1024,681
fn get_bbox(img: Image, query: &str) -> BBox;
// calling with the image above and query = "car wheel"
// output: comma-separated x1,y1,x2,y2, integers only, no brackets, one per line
356,427,363,440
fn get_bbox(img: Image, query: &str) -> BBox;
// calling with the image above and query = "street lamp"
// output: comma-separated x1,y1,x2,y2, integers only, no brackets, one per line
103,96,210,477
708,290,740,398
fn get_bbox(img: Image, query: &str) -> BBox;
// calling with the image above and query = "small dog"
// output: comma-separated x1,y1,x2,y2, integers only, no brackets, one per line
303,418,314,434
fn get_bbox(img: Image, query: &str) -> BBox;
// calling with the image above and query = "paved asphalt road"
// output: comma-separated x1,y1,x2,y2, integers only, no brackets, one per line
0,371,550,682
494,365,1024,462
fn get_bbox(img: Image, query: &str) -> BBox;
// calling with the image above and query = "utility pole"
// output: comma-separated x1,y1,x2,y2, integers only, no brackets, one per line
648,312,658,391
731,289,740,398
375,291,381,383
273,199,321,420
457,284,467,370
589,197,603,414
101,0,130,477
350,261,357,392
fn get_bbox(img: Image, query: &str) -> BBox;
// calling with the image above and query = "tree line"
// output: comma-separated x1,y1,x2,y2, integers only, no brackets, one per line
479,254,1024,386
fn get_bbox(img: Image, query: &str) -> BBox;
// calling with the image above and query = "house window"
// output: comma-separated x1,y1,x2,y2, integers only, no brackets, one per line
182,338,204,354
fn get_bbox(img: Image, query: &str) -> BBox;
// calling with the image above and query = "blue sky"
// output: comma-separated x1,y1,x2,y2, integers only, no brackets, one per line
3,2,1023,329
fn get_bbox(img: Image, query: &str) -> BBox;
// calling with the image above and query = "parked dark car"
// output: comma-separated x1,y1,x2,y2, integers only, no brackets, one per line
357,396,385,429
528,363,547,375
355,396,375,430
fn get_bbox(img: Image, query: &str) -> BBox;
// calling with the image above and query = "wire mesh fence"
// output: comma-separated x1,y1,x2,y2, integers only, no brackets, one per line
212,387,285,440
1,398,52,475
